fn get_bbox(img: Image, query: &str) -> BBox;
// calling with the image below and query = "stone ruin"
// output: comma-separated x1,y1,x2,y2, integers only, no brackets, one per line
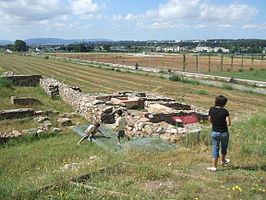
1,71,42,87
40,78,208,143
0,72,209,143
11,96,42,105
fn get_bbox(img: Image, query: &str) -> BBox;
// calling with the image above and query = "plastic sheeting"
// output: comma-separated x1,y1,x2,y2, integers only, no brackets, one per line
73,124,176,152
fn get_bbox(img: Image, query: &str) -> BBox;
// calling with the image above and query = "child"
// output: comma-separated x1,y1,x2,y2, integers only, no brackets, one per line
114,110,128,144
77,123,105,145
207,95,231,171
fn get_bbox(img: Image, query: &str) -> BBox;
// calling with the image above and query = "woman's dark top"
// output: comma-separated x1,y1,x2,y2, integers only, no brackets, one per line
209,107,229,132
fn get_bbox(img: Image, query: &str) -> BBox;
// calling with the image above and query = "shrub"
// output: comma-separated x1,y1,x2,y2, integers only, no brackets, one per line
223,84,233,90
169,75,200,85
238,69,243,72
249,67,254,71
0,77,12,88
169,75,182,82
196,90,209,95
43,56,49,59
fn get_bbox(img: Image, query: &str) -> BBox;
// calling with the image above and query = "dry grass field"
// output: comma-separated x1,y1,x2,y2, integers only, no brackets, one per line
48,52,266,72
0,54,265,119
0,54,265,200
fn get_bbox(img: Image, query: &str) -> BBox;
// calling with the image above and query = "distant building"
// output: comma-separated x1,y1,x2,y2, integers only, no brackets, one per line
193,45,229,53
6,49,13,53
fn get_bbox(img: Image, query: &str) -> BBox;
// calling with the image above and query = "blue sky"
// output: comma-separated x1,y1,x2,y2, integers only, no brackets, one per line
0,0,265,41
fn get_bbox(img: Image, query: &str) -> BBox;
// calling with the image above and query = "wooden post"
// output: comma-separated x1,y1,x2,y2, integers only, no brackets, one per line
241,55,244,71
220,55,224,71
208,54,211,72
251,55,254,70
196,54,199,73
230,55,234,71
183,54,186,71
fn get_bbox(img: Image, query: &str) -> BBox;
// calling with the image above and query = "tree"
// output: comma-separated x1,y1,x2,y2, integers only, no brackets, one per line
76,43,87,52
14,40,27,52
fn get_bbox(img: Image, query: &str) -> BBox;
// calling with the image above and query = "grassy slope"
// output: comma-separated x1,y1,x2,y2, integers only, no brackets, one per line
0,54,265,199
204,69,266,82
2,113,264,200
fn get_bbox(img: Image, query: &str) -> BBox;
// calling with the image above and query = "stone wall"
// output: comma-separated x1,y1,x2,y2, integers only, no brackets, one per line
11,96,42,105
40,78,124,123
40,78,60,99
0,108,35,120
4,75,42,86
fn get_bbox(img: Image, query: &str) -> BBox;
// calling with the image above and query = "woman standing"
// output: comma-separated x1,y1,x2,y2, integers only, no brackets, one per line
207,95,231,171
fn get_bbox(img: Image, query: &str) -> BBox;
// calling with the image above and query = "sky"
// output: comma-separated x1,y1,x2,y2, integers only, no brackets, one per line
0,0,266,41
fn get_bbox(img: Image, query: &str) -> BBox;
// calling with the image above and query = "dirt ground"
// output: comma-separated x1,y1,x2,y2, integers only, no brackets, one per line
49,53,266,73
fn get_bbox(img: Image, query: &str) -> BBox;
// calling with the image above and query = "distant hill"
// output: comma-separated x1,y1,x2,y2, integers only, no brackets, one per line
0,40,13,45
25,38,113,46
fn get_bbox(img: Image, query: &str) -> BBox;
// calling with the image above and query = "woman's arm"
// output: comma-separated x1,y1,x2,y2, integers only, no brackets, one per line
226,116,231,126
208,116,212,123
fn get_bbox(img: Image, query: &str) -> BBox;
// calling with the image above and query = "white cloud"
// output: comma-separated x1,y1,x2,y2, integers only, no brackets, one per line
0,0,66,23
241,23,266,30
194,24,208,29
144,0,258,23
71,0,101,16
241,24,258,29
84,24,93,29
125,0,259,31
57,15,69,21
0,0,105,25
125,14,138,21
216,24,233,29
137,22,190,30
80,14,107,20
37,20,77,30
112,14,123,21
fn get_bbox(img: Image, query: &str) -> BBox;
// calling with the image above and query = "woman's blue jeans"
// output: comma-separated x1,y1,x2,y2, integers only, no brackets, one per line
211,131,229,158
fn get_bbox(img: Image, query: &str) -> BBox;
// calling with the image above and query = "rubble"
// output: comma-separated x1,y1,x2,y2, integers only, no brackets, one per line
58,118,72,126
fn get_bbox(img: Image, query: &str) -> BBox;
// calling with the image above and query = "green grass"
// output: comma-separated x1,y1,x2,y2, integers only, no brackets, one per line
1,111,265,200
196,89,209,95
0,86,73,112
169,74,200,85
0,54,265,199
0,77,12,88
204,69,266,82
38,113,265,200
223,84,234,90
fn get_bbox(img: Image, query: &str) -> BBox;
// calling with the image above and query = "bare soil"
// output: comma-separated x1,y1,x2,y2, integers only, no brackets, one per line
49,53,266,72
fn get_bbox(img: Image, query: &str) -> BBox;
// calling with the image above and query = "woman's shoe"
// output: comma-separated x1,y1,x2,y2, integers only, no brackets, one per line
221,159,230,165
207,167,217,171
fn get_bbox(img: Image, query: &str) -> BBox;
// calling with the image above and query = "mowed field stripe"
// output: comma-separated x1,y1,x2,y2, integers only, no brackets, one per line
1,55,182,92
14,56,157,89
1,54,266,117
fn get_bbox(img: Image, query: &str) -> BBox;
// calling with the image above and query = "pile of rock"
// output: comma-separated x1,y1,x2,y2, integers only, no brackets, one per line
0,114,76,141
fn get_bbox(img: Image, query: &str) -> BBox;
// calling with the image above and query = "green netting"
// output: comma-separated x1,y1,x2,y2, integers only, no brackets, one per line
73,124,176,152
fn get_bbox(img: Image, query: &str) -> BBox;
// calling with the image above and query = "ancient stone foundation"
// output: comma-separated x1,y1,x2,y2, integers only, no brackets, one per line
0,108,35,120
1,72,42,86
40,78,208,142
11,96,42,105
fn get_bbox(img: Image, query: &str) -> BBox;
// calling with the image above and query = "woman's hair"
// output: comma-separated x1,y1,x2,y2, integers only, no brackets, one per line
94,122,100,127
215,95,228,106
